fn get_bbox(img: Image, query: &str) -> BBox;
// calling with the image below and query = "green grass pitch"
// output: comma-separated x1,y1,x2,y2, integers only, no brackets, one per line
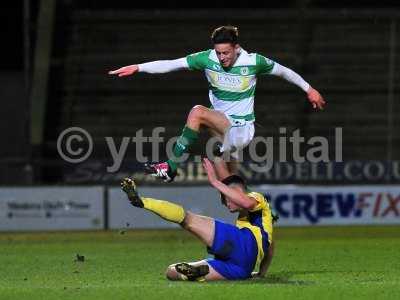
0,226,399,300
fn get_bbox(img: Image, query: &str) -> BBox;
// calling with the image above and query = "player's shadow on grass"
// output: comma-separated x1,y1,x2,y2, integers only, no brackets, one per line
233,270,325,285
263,270,316,285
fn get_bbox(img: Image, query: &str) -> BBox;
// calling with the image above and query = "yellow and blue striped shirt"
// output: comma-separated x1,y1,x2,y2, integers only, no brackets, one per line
236,192,273,265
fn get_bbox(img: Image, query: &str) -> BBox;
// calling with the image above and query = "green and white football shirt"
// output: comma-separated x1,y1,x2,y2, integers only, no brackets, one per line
186,49,275,123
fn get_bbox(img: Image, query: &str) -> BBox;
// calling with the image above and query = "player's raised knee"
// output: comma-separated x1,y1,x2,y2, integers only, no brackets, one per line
188,105,208,121
166,264,179,281
181,211,195,230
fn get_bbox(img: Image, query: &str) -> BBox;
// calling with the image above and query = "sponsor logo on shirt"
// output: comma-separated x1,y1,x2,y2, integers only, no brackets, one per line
240,67,249,75
206,70,253,92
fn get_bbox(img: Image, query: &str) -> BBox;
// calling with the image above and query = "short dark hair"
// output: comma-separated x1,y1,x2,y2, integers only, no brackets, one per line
211,25,239,45
220,174,247,205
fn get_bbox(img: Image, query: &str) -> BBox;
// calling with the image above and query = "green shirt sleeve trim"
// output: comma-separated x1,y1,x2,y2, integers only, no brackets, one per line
256,53,275,75
186,50,211,71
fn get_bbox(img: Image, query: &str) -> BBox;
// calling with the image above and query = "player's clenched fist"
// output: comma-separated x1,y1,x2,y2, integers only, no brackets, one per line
108,65,139,77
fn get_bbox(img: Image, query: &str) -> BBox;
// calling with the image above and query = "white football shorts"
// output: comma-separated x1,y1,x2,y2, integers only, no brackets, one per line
220,117,255,159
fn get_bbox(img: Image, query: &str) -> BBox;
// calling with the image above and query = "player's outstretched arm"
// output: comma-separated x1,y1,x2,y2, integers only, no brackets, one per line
108,58,189,77
306,86,326,110
270,62,326,110
202,158,257,210
108,65,139,77
253,240,275,278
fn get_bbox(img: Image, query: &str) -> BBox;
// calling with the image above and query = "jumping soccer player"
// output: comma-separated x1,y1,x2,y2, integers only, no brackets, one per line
109,26,326,182
120,158,276,281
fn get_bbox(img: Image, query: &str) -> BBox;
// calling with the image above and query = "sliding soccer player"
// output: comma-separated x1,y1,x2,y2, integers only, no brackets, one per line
110,26,325,182
120,158,275,281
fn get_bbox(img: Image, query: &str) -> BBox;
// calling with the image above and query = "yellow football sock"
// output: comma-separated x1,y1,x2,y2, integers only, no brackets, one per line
141,197,185,224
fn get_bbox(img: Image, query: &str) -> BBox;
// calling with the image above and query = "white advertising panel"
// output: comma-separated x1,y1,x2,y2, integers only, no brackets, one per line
0,187,104,231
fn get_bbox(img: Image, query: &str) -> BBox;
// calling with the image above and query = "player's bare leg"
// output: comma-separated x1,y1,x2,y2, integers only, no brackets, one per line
186,105,230,134
145,105,231,182
181,211,215,246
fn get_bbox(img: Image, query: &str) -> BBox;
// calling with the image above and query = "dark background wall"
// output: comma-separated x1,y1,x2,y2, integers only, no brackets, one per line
0,2,25,158
1,0,400,185
0,2,29,184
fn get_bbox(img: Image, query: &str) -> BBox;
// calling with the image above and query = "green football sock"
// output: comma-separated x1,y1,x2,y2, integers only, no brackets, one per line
167,126,199,172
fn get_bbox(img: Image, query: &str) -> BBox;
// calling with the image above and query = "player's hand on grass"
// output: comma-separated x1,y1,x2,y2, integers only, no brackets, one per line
307,87,326,110
108,65,139,77
202,158,219,185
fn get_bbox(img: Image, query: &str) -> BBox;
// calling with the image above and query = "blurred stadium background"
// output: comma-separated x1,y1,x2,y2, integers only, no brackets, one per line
2,0,400,185
0,0,399,298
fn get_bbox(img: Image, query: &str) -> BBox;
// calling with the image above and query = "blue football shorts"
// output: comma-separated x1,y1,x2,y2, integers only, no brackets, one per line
206,219,259,280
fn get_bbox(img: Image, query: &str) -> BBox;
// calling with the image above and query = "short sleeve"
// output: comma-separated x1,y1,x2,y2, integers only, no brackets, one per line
256,54,275,75
186,50,211,71
247,192,267,212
